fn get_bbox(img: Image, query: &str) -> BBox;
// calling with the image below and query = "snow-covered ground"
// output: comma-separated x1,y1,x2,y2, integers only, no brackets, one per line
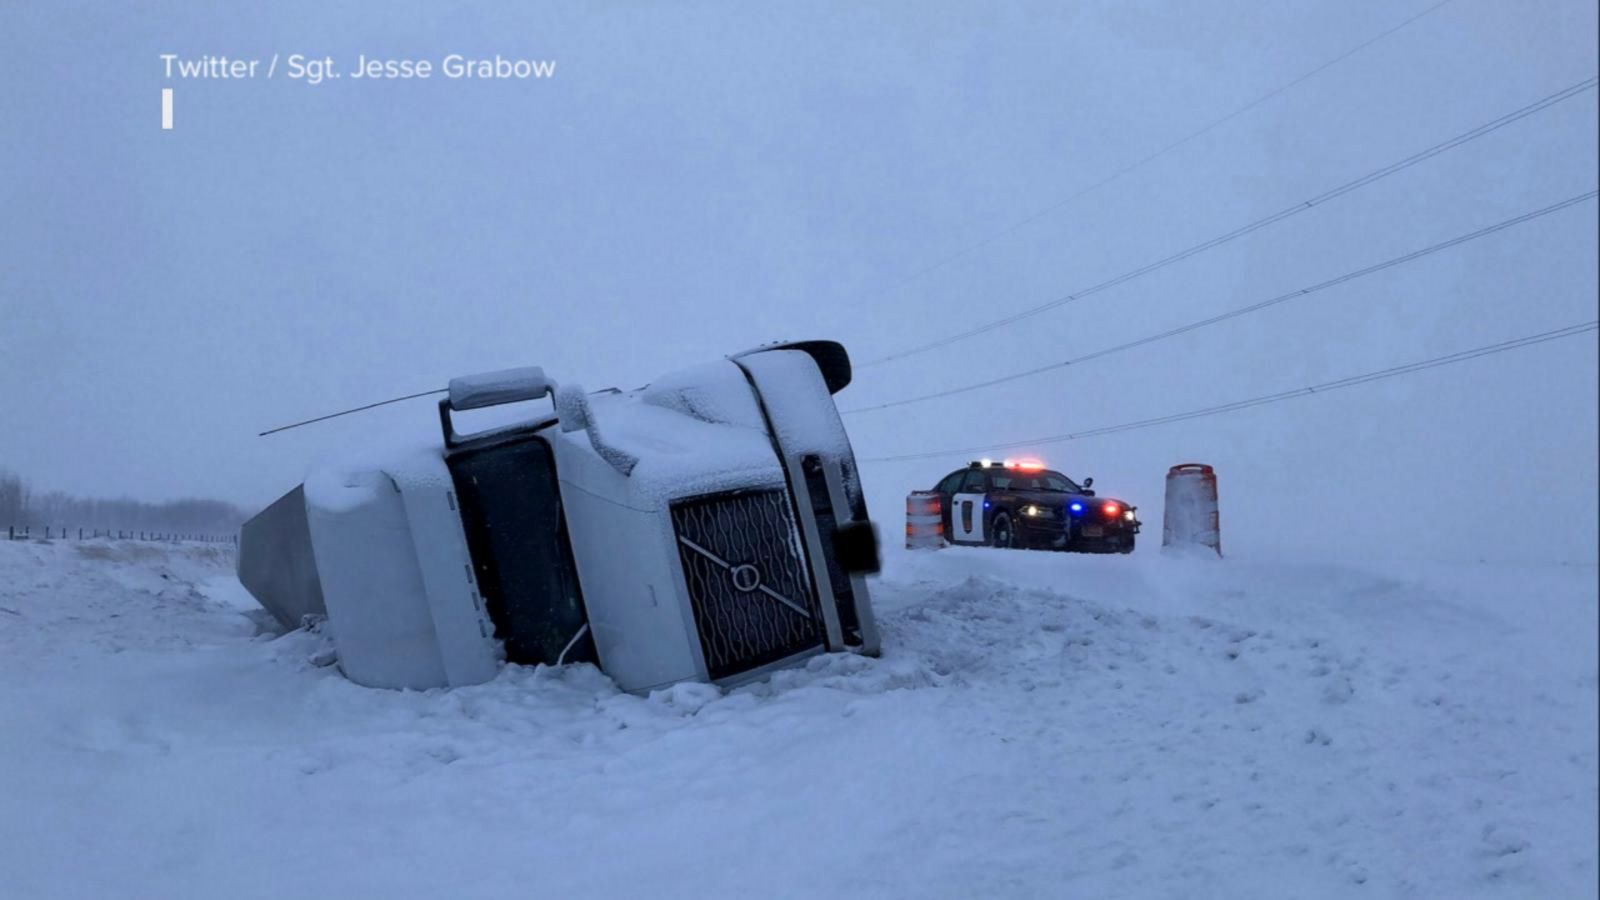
0,538,1593,899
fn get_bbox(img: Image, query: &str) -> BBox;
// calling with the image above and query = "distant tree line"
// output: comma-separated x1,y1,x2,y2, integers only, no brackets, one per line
0,469,246,534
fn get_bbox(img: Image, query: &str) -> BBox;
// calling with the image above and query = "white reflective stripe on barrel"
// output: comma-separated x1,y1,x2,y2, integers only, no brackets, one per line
905,491,945,550
1162,463,1221,556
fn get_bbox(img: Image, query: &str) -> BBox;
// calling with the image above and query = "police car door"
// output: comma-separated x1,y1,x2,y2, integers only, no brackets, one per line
950,468,988,544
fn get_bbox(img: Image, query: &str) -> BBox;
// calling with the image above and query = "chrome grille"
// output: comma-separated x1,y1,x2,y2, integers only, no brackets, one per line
671,488,823,679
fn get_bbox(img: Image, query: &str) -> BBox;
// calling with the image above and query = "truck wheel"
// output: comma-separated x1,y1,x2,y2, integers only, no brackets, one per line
991,513,1015,549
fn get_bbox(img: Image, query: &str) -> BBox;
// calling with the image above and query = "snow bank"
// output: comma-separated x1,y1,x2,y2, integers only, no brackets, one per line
0,538,1593,898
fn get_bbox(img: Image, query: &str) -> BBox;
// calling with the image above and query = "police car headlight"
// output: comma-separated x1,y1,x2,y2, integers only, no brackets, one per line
1023,504,1052,518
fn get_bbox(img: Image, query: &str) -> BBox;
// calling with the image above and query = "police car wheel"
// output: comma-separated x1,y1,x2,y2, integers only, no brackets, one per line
991,513,1015,549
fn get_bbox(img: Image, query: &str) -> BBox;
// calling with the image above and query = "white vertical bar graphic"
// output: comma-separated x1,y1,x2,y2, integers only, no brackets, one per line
161,88,173,130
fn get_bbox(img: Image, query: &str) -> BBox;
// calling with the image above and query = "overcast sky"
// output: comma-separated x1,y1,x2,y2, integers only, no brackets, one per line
2,0,1596,562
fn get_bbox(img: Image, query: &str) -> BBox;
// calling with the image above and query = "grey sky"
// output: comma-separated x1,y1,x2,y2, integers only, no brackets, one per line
2,0,1595,562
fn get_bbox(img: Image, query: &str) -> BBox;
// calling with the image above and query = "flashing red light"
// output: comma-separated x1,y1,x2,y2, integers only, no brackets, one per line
1009,457,1046,471
1102,502,1121,518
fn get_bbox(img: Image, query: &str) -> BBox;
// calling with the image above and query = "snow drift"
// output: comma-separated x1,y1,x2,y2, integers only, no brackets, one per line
0,537,1594,899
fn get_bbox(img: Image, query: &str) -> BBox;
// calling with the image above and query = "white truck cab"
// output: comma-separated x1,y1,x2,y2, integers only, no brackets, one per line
237,341,881,693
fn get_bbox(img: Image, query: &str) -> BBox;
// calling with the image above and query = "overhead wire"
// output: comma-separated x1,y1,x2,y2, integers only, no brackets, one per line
855,0,1465,318
860,320,1599,463
857,74,1599,368
844,189,1599,415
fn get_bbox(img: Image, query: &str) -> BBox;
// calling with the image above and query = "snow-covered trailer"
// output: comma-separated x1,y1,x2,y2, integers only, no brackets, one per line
237,341,881,693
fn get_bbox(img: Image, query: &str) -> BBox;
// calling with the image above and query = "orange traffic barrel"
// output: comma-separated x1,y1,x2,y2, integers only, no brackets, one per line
905,491,944,550
1163,463,1221,557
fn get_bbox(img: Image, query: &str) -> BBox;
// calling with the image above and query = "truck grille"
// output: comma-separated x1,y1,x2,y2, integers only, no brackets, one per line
670,488,823,680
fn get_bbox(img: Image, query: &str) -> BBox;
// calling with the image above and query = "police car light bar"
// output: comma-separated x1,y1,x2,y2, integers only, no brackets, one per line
969,457,1048,470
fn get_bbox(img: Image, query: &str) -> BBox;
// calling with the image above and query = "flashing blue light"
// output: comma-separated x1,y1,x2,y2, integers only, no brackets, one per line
983,501,991,509
1069,502,1084,515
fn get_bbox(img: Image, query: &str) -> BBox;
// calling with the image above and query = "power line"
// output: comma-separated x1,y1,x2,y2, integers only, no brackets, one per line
857,0,1463,314
845,189,1599,415
860,320,1599,464
858,74,1599,368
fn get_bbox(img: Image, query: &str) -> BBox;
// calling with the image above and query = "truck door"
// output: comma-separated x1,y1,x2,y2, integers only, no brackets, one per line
951,469,988,544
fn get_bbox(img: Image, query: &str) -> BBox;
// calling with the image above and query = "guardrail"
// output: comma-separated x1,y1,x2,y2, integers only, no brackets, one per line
4,525,238,544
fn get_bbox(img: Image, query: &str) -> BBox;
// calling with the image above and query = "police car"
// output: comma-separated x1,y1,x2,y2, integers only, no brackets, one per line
930,458,1140,553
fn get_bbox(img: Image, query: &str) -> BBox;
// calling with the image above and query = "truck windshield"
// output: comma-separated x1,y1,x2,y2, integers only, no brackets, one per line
446,434,595,666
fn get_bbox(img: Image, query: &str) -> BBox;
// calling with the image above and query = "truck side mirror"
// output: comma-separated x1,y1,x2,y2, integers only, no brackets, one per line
552,382,638,476
447,366,551,411
553,383,592,432
439,366,556,449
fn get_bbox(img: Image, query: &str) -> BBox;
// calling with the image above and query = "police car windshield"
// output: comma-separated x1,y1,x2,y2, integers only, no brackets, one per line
999,470,1079,492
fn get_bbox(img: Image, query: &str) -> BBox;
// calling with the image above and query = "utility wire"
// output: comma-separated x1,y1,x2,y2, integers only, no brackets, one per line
858,74,1599,368
845,189,1599,415
860,321,1599,464
858,0,1463,315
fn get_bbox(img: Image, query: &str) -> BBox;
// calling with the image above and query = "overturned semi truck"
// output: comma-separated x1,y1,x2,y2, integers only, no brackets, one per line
237,341,882,693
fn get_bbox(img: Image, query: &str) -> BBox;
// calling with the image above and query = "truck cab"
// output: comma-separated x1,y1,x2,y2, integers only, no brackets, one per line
238,341,880,693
